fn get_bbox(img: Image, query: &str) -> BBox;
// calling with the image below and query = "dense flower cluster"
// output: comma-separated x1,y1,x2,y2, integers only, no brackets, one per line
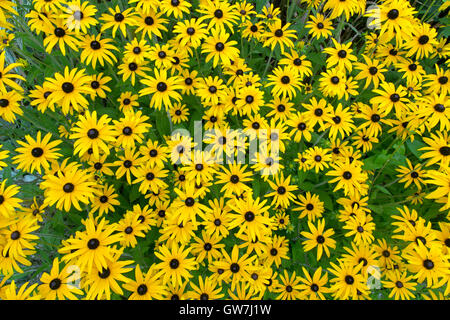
0,0,448,300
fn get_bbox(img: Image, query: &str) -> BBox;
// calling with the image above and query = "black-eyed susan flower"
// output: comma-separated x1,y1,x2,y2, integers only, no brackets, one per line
181,150,217,185
59,217,122,272
368,0,416,44
263,20,297,54
158,212,198,245
112,110,151,150
371,82,409,116
305,14,334,40
88,73,112,100
213,245,255,291
298,267,330,300
327,103,355,140
318,67,346,99
113,147,143,185
154,242,197,286
197,75,226,105
46,66,93,115
419,131,450,168
266,66,302,98
235,85,264,116
89,184,120,216
41,17,80,56
242,20,264,40
416,93,449,132
38,257,83,300
261,235,289,267
424,64,450,95
324,0,360,21
341,242,379,274
265,172,298,209
139,68,183,111
404,23,438,60
352,129,379,153
118,59,150,86
286,112,313,142
133,162,168,194
139,140,169,168
301,219,336,261
273,270,302,300
228,194,272,242
174,18,208,49
0,180,21,218
171,182,209,226
403,242,450,287
382,269,417,300
215,163,252,197
134,8,168,38
0,236,33,275
167,133,195,165
13,131,61,174
373,238,402,272
0,51,24,93
186,275,224,300
304,146,331,173
1,215,39,260
354,55,387,89
356,103,393,138
118,91,139,112
328,260,368,300
123,264,166,300
123,38,150,64
169,103,189,124
424,169,450,211
395,158,426,190
191,230,224,264
40,165,96,212
294,192,324,221
148,43,174,69
324,39,357,72
161,0,192,19
70,110,115,160
279,51,312,79
61,0,98,34
0,280,40,300
179,69,200,95
28,83,55,113
100,5,137,38
84,248,133,300
199,198,232,239
202,27,240,68
343,213,375,245
117,212,147,248
198,0,239,32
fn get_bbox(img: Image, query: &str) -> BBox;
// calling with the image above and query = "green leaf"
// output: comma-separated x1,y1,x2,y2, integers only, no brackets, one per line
154,110,171,137
368,204,383,214
406,139,426,160
297,170,307,185
374,185,391,195
316,190,334,211
363,151,389,170
292,241,304,262
255,0,266,11
300,181,314,191
129,184,141,204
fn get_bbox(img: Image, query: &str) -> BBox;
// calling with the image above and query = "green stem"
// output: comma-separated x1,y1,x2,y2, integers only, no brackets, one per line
312,128,329,147
367,138,402,197
262,50,274,79
287,0,297,22
421,0,438,21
